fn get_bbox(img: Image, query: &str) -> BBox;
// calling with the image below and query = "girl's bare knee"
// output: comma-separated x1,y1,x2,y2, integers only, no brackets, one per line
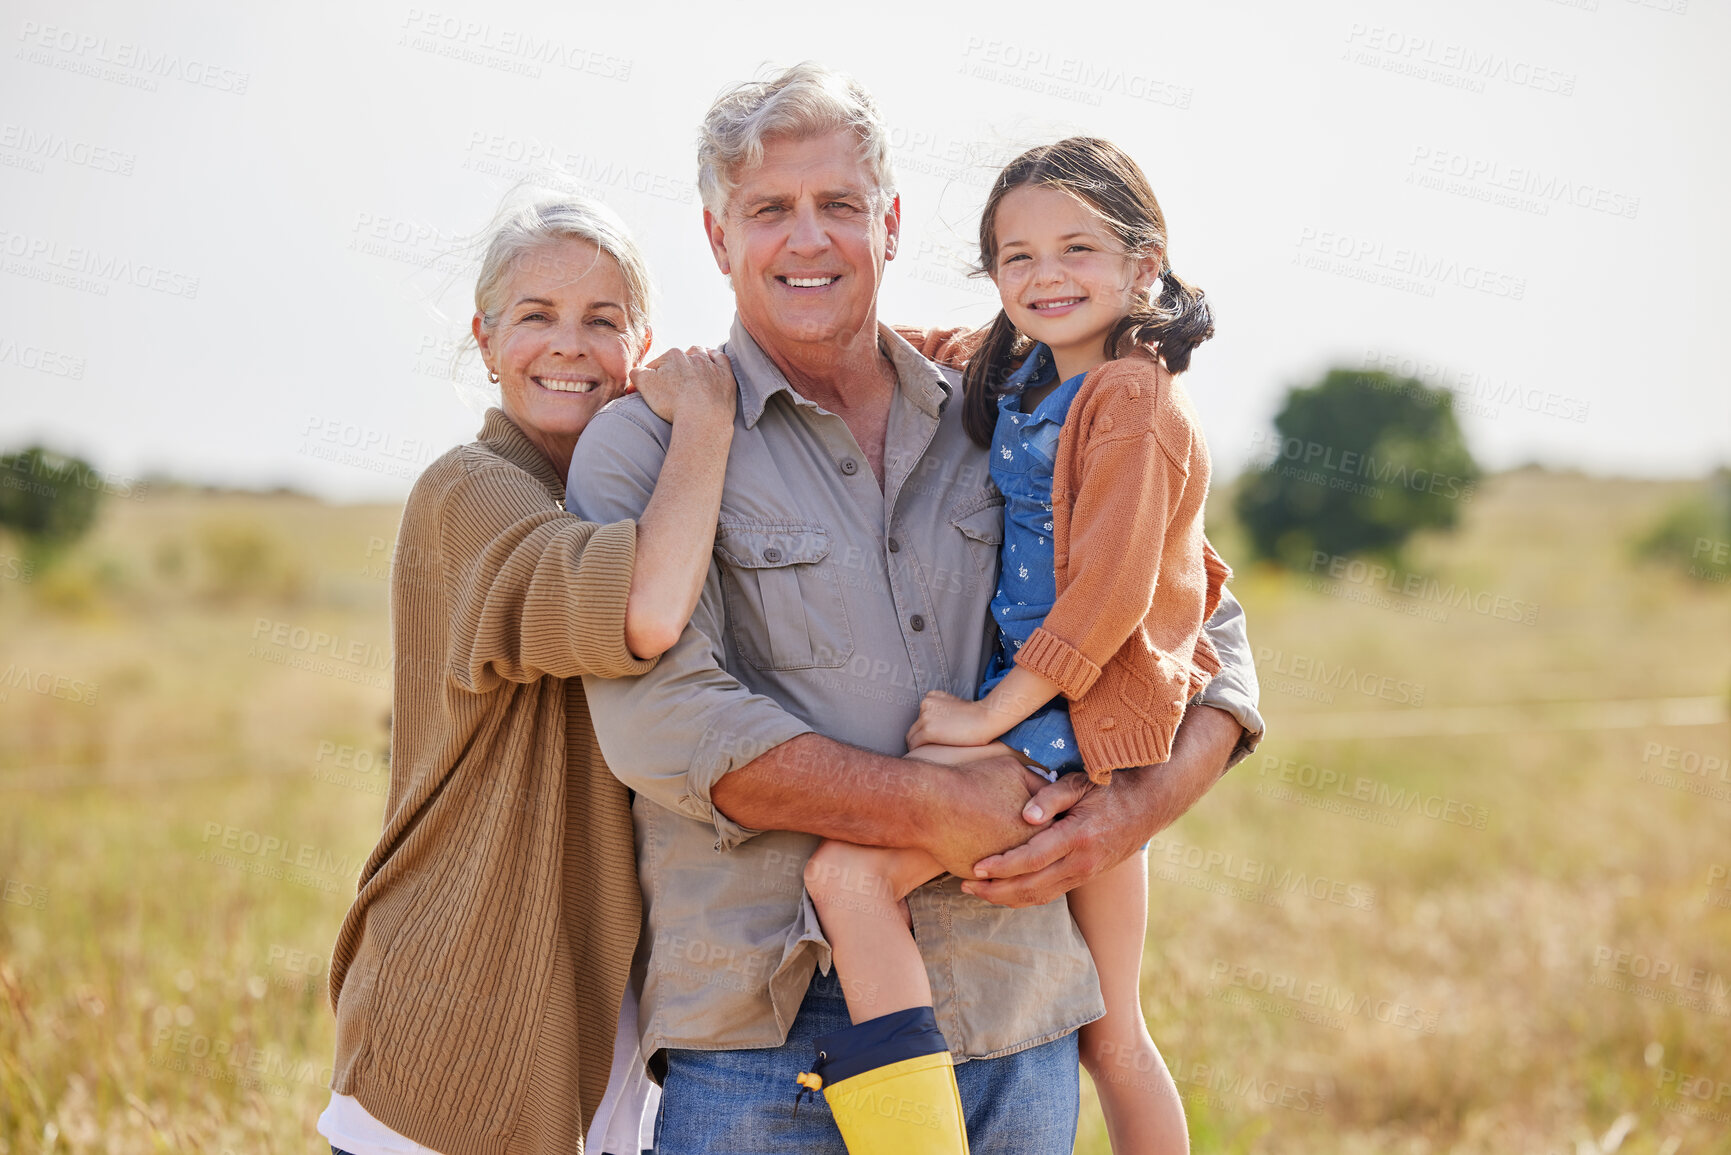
803,840,851,902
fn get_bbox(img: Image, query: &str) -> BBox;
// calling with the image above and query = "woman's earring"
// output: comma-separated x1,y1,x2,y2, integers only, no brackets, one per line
487,369,500,384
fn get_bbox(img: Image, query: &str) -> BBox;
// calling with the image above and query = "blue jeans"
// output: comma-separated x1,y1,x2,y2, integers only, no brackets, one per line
653,968,1079,1153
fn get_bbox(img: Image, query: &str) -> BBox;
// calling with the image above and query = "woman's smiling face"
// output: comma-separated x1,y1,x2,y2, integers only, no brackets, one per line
991,184,1156,369
474,237,642,449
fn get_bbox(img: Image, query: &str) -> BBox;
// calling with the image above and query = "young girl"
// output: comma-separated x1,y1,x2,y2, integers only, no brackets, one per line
799,137,1227,1155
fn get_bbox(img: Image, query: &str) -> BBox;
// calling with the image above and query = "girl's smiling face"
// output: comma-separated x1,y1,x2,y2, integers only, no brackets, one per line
991,184,1159,377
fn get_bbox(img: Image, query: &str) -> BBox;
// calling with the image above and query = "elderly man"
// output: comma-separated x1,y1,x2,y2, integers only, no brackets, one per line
568,63,1263,1153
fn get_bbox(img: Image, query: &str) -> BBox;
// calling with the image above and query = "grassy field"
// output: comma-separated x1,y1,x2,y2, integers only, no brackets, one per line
1,469,1727,1154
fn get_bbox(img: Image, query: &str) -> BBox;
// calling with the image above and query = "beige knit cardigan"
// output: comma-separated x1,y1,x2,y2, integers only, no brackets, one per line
328,408,654,1154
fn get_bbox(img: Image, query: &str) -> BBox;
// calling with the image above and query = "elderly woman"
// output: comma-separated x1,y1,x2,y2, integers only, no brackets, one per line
317,192,736,1154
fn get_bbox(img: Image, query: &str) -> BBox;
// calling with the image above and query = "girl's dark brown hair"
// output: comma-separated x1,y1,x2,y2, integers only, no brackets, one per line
961,136,1215,447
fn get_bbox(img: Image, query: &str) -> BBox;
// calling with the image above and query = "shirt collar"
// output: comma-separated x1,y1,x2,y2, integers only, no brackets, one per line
998,342,1057,409
725,315,953,429
477,407,567,505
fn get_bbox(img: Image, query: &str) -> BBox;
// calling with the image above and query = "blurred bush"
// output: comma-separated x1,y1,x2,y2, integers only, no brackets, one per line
1634,467,1731,584
197,520,308,603
1234,369,1480,567
0,446,105,554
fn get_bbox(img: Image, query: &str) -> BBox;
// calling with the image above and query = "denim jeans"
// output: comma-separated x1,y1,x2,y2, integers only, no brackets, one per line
653,968,1080,1154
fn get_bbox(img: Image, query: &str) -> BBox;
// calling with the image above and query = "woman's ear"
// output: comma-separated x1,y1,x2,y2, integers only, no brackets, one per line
472,313,494,372
634,325,654,366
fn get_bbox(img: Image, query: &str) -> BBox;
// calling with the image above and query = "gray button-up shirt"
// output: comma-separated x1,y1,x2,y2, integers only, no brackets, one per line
568,318,1264,1062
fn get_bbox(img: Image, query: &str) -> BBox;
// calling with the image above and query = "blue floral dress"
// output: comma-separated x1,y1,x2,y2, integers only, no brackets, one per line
978,343,1089,779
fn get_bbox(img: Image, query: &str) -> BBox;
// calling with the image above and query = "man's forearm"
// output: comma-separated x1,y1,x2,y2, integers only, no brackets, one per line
710,733,939,846
1122,704,1242,840
709,733,1043,877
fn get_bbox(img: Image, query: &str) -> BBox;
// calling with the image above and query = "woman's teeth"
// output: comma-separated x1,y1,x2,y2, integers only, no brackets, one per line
784,276,838,287
536,377,597,393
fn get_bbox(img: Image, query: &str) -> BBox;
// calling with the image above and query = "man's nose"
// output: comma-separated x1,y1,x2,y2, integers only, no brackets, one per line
787,203,830,253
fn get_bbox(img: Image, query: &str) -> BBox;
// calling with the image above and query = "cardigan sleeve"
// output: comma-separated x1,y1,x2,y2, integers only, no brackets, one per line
1012,362,1197,700
890,324,985,371
432,460,658,692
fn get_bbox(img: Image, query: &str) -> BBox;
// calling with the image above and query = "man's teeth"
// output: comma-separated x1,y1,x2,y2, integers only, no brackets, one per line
538,378,597,393
785,276,838,288
1032,298,1082,310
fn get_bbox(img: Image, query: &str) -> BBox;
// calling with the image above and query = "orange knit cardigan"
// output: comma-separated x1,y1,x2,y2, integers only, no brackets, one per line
899,326,1230,782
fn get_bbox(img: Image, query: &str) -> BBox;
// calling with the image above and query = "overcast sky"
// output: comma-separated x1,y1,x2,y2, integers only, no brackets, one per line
2,0,1724,501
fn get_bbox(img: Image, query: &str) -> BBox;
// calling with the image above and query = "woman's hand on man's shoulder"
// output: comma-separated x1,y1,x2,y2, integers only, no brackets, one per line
626,346,739,428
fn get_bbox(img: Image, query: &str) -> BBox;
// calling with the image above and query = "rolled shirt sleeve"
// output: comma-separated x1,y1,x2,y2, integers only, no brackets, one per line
1195,585,1265,768
566,405,814,851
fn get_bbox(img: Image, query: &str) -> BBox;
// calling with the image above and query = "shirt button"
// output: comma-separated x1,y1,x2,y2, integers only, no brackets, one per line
763,547,783,563
910,614,926,632
839,458,859,476
887,537,901,553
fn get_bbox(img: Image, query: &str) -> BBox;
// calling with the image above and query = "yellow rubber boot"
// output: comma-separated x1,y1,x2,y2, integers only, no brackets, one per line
795,1006,970,1154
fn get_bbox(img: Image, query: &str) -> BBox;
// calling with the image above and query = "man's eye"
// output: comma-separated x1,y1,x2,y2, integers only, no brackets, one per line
756,205,786,216
826,201,856,212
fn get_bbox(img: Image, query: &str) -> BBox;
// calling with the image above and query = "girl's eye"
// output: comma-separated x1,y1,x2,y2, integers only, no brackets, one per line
1001,253,1030,264
1066,245,1094,254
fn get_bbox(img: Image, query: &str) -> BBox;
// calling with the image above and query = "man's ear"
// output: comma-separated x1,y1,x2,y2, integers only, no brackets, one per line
702,208,731,275
883,193,902,261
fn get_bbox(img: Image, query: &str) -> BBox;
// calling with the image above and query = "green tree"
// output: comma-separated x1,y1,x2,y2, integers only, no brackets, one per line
1234,369,1480,567
0,446,105,551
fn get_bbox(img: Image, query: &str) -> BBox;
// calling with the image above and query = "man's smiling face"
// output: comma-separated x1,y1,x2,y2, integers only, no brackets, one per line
703,130,900,357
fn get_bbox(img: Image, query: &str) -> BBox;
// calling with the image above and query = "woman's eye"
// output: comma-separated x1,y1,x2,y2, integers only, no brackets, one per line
590,317,619,329
520,312,550,323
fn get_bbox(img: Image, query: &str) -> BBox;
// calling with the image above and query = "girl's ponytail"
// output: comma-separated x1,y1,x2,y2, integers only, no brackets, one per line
1115,268,1215,374
960,310,1024,449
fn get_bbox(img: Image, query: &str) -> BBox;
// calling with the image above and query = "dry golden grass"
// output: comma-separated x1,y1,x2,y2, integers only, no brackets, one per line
2,470,1727,1154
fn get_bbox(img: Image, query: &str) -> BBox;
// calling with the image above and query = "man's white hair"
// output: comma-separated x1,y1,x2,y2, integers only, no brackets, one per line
696,61,897,217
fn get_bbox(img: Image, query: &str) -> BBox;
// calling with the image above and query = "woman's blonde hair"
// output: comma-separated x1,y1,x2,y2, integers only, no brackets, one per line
471,188,652,352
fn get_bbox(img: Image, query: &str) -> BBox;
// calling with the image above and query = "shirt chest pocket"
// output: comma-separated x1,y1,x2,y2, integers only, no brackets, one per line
948,489,1005,579
715,524,854,671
